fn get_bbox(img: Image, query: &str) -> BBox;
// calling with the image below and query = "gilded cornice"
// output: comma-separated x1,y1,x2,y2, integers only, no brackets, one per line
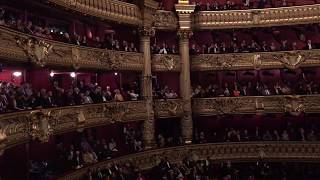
192,95,320,116
154,99,184,118
59,142,320,180
0,27,144,71
154,10,179,30
152,54,181,72
47,0,141,26
0,101,147,155
194,4,320,29
191,50,320,71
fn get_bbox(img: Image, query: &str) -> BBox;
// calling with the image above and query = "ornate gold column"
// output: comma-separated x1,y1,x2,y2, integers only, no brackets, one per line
138,0,158,148
139,27,155,148
175,1,195,144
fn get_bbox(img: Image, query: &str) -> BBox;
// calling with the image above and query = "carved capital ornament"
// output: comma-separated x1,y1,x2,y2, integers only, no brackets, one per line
177,30,193,40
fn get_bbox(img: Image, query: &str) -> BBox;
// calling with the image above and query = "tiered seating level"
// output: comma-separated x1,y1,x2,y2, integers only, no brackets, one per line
60,142,320,180
45,0,320,30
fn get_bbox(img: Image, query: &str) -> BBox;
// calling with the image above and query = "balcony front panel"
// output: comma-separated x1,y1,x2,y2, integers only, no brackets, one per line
59,142,320,180
154,99,184,118
154,10,179,30
0,27,144,71
152,54,181,72
194,4,320,29
193,95,320,116
0,101,147,154
191,50,320,71
47,0,141,26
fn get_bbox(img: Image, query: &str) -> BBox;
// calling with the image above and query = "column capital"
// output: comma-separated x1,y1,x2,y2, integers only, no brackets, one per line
177,30,193,41
139,26,155,37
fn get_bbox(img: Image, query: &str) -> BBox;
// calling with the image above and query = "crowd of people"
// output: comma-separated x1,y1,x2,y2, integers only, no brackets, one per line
195,125,318,144
0,7,139,52
189,27,320,55
193,0,305,11
151,43,179,55
153,85,179,99
190,39,316,55
83,158,320,180
53,124,143,173
0,80,140,113
192,79,320,98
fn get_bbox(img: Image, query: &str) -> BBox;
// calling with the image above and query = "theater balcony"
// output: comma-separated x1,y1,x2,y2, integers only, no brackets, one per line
194,4,320,29
191,49,320,71
0,101,148,154
60,142,320,179
192,95,320,116
46,0,142,26
0,27,144,71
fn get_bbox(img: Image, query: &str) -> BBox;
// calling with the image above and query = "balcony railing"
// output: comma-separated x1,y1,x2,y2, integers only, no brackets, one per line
59,142,320,180
152,54,181,72
0,101,147,155
0,27,144,71
194,4,320,29
193,95,320,116
154,99,184,118
47,0,141,25
191,50,320,71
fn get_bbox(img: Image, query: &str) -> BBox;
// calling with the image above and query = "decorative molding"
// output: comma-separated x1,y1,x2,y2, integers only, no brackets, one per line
192,95,320,116
194,4,320,29
152,54,180,72
16,36,53,67
154,10,178,30
59,142,320,180
177,30,193,40
0,27,144,71
191,50,320,71
154,99,184,118
0,101,147,154
138,26,155,37
47,0,141,26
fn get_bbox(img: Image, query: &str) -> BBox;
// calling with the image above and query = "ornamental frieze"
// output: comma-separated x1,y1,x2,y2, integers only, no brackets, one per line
0,101,148,155
152,54,180,72
191,50,320,71
0,27,144,71
194,4,320,30
192,95,320,116
154,99,184,118
59,142,320,180
16,37,53,67
154,10,179,30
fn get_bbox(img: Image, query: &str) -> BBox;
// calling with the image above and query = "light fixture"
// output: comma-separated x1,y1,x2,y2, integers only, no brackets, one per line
12,71,22,77
114,72,118,76
50,72,54,77
70,72,76,78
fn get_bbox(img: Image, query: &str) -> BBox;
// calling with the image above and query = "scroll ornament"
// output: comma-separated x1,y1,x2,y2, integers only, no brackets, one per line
0,129,7,155
16,37,53,67
273,51,306,69
160,55,175,70
253,54,262,70
251,10,261,24
283,96,305,116
29,110,55,143
199,55,237,69
103,104,129,123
